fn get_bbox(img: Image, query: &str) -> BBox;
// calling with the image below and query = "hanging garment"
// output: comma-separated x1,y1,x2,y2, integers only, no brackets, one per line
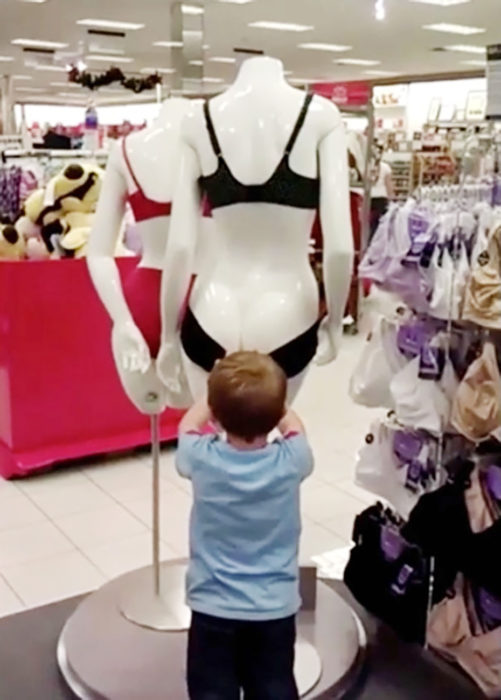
451,343,501,443
349,314,406,408
463,224,501,329
355,419,437,519
344,501,430,643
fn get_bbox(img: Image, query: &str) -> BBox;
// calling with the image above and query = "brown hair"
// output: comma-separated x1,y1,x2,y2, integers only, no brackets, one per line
208,351,287,441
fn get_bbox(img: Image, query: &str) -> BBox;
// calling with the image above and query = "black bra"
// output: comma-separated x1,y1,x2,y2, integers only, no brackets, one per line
199,93,320,211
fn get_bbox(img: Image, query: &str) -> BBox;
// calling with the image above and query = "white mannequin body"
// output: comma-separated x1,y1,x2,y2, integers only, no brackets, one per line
159,58,354,402
88,98,191,414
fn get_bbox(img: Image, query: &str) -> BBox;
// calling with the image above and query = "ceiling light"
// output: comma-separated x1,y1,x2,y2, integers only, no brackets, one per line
13,74,33,80
12,38,68,49
424,23,485,35
58,92,85,98
34,65,67,72
248,21,313,32
153,41,183,48
202,77,224,83
336,58,381,66
189,60,204,66
203,44,210,50
365,70,399,76
183,30,203,36
289,77,319,84
86,55,134,63
16,87,45,92
462,59,487,66
140,67,176,74
209,56,237,63
0,56,14,62
77,19,145,31
445,44,486,54
182,4,204,14
375,0,386,20
299,42,351,52
218,0,254,3
50,81,80,88
410,0,470,5
17,0,48,3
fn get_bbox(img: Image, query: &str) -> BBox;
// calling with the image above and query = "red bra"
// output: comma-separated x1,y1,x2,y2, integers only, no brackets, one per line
122,137,172,222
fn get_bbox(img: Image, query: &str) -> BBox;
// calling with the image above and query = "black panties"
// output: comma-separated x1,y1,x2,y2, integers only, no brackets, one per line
180,307,321,378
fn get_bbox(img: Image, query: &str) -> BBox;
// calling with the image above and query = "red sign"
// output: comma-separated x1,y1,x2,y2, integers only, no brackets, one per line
312,81,372,108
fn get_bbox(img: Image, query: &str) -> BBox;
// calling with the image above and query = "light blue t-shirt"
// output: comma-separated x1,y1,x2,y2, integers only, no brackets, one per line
176,432,314,621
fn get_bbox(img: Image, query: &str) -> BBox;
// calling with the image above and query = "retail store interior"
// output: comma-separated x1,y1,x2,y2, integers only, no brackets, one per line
0,0,501,697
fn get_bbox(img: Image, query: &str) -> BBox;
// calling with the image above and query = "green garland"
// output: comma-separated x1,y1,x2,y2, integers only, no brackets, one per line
68,66,162,93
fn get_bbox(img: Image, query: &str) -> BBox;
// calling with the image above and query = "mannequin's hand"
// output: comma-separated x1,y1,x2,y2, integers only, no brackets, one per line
314,318,342,366
157,338,192,408
113,320,151,374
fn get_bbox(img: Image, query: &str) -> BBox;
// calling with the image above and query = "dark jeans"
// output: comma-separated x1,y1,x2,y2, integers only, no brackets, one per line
187,611,299,700
370,196,389,240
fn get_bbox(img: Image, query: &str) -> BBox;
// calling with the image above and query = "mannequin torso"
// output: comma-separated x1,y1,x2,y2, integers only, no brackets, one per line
88,97,192,414
160,58,354,403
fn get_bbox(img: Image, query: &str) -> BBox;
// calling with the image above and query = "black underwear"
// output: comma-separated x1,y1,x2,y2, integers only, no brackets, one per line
180,307,321,378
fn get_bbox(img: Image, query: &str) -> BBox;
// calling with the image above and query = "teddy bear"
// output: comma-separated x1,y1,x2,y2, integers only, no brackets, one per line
20,162,104,256
0,223,26,260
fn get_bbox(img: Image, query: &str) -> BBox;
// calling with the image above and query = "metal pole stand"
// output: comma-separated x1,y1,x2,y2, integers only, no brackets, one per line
118,414,191,631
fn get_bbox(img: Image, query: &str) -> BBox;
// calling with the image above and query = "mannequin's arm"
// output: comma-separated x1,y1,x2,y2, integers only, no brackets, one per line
160,143,201,343
316,124,354,364
87,143,150,372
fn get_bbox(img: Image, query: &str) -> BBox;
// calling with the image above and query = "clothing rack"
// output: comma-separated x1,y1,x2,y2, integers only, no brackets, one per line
1,148,109,163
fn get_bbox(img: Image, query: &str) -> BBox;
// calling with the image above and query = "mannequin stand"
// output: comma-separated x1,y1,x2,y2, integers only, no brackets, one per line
58,562,365,699
119,414,190,631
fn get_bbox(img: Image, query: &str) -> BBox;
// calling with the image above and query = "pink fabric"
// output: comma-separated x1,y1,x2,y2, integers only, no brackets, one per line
122,266,162,358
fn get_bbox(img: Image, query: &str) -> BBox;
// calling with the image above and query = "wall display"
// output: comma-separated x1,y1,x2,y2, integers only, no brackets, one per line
373,84,408,108
438,103,456,123
465,91,487,122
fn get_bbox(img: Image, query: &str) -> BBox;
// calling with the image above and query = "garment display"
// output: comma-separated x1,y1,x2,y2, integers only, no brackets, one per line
200,94,319,211
0,167,22,223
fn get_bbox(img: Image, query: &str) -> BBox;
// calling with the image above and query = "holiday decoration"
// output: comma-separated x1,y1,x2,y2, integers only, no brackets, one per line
68,66,162,93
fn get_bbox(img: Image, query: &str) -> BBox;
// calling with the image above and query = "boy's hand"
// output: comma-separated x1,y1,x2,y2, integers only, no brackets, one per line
278,408,306,437
179,396,212,434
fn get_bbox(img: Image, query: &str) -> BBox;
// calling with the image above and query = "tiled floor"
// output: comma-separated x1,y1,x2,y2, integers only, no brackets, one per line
0,334,381,616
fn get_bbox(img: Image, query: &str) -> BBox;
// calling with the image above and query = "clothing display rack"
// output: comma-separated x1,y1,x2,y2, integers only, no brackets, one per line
346,135,501,696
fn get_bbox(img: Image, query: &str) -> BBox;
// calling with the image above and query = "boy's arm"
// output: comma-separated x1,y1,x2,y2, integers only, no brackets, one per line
178,396,212,435
277,408,306,436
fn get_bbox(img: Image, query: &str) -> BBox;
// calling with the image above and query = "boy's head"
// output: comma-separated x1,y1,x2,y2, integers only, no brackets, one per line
208,351,287,442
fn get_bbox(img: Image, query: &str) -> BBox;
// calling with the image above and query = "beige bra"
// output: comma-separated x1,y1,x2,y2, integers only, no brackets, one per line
463,225,501,329
451,343,501,443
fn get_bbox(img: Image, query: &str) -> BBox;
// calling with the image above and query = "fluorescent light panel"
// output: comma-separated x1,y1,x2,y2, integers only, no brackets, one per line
140,67,176,74
12,38,68,49
424,23,485,35
218,0,254,3
336,58,381,66
299,42,351,52
153,41,183,48
209,57,237,63
182,4,204,14
17,0,47,3
410,0,470,4
365,70,399,76
189,60,204,66
462,59,487,66
50,81,80,87
34,65,67,72
16,87,45,92
248,21,313,32
445,44,486,54
13,74,32,80
202,77,224,83
77,19,144,30
0,56,14,62
86,55,134,63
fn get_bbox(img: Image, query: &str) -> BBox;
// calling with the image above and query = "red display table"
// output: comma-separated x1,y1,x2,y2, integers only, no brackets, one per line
0,258,182,479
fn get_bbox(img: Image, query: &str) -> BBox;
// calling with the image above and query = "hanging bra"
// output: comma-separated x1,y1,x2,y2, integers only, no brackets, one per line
122,138,172,222
463,223,501,329
199,93,320,211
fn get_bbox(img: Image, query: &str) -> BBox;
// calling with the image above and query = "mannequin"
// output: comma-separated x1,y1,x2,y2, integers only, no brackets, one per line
158,57,354,402
88,97,192,414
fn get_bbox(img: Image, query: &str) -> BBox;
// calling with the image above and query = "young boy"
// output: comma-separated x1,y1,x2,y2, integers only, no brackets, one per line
176,351,314,700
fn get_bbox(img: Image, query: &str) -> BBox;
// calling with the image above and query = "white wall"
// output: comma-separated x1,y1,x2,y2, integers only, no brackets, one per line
15,101,160,128
406,77,486,137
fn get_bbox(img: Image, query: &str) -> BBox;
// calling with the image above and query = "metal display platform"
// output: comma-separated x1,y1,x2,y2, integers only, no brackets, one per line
58,560,365,700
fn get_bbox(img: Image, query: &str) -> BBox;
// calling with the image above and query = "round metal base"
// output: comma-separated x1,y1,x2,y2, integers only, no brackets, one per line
119,564,190,631
58,561,365,700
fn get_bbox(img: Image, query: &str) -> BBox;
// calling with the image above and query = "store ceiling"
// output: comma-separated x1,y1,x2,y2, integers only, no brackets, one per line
0,0,497,105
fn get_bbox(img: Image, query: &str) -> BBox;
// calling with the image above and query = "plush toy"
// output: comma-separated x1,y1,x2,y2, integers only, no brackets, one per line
0,224,26,260
21,162,104,254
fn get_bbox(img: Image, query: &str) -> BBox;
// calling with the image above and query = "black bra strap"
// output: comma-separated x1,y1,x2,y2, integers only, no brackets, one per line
284,93,314,156
203,101,222,157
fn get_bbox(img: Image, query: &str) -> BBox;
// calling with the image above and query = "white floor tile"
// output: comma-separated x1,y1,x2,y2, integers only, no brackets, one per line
83,457,149,494
17,467,88,498
0,521,74,567
0,490,46,531
300,519,347,564
54,503,147,550
20,479,117,519
0,577,25,617
85,533,178,580
2,551,105,608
